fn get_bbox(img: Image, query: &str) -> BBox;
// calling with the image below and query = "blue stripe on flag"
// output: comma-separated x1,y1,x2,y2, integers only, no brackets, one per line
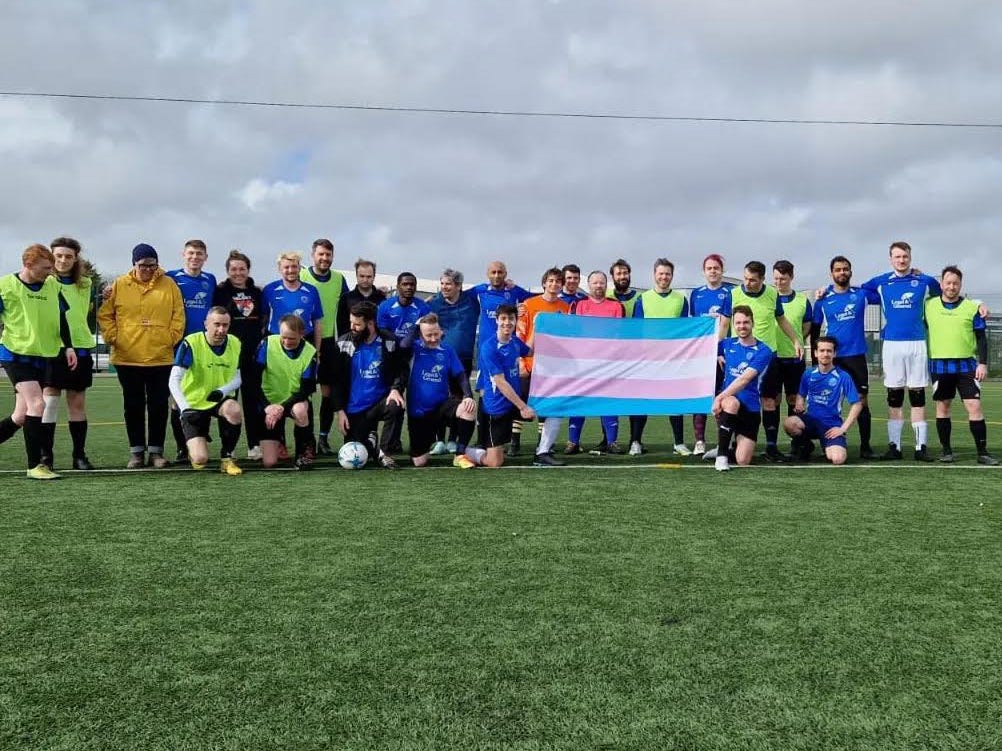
529,395,713,417
533,313,716,340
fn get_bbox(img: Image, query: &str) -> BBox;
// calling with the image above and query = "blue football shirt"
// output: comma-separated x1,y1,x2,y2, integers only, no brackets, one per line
860,272,941,341
408,341,466,416
798,366,860,426
720,337,775,413
689,283,735,317
478,334,531,416
812,286,880,357
261,280,324,335
167,269,217,335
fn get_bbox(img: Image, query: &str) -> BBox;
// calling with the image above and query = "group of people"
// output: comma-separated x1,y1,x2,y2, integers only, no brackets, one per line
0,237,995,479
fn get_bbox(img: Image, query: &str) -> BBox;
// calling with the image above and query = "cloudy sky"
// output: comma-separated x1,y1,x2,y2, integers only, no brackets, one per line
2,1,1000,293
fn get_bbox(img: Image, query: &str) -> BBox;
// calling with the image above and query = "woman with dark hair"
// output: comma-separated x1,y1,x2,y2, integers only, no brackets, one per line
213,250,266,460
41,237,96,470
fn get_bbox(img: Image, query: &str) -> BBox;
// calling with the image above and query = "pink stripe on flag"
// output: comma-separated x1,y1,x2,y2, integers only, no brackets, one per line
534,333,715,363
530,374,714,401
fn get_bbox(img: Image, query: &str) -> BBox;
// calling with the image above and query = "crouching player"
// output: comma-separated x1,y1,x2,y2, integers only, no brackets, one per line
332,301,408,470
472,303,536,468
783,336,862,465
712,305,774,471
168,306,244,474
407,314,478,468
256,314,318,469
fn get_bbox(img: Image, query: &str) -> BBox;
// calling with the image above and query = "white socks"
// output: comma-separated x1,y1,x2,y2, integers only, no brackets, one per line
536,417,561,455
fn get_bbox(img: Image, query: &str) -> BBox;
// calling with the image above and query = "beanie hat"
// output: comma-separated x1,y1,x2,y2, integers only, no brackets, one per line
132,243,158,264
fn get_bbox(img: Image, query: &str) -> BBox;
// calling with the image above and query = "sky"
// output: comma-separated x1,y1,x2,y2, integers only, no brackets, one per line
2,1,1001,294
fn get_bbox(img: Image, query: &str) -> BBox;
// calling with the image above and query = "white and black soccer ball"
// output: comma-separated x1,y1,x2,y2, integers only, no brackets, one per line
338,441,369,469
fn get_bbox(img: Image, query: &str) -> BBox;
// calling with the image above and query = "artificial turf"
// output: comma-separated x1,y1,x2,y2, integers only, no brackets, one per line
1,378,1000,749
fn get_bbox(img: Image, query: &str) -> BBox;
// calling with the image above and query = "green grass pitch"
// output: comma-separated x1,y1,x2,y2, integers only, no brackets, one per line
2,377,1001,749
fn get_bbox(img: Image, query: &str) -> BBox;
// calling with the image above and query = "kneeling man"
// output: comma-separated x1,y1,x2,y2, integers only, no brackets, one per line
169,306,244,474
407,314,477,468
783,336,863,465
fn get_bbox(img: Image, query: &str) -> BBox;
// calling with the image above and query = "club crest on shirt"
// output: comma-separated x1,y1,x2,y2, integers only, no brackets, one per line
233,294,255,317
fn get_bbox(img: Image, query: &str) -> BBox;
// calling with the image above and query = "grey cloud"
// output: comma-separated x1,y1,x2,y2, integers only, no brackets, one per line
1,1,1000,294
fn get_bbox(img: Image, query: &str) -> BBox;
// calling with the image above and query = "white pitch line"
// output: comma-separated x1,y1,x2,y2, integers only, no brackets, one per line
0,462,998,475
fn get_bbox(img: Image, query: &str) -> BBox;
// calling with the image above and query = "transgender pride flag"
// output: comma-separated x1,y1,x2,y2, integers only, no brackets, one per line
527,313,717,417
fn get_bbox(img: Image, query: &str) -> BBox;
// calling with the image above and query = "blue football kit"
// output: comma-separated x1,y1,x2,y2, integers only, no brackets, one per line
860,272,941,341
719,337,775,413
166,269,217,335
408,341,466,417
261,280,324,336
812,286,880,357
377,296,431,344
689,283,735,318
478,335,530,416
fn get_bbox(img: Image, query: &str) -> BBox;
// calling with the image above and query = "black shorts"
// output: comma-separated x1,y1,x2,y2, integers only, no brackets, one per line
180,403,227,441
932,373,981,402
260,414,288,444
761,357,802,399
408,397,462,456
317,337,337,385
477,401,515,448
733,405,762,441
44,351,94,391
834,354,869,395
1,358,46,386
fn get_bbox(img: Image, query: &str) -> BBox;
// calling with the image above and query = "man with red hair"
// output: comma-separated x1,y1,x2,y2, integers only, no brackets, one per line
0,244,77,479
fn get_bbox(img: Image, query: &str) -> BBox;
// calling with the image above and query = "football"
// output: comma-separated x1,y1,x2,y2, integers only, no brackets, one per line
338,441,369,469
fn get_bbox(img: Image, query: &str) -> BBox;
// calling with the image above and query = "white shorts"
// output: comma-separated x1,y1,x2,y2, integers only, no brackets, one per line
882,340,929,389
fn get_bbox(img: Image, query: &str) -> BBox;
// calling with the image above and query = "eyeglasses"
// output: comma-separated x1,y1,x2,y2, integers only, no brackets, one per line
135,262,158,269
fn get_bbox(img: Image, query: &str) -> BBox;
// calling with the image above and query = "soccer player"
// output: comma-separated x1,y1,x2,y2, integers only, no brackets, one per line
406,314,478,469
712,305,774,471
469,261,534,341
213,250,266,460
41,237,95,471
771,259,813,420
261,252,324,349
860,241,942,461
0,244,76,479
377,272,431,345
166,239,218,461
97,244,185,469
426,268,480,454
255,314,318,470
332,301,409,469
336,258,387,337
167,240,217,334
688,253,734,455
925,266,998,464
517,267,570,466
718,260,803,462
608,258,640,316
376,271,429,454
427,268,479,376
471,303,536,467
566,271,626,455
783,336,863,466
630,258,691,456
301,239,350,457
168,307,244,475
811,255,881,458
558,264,588,306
